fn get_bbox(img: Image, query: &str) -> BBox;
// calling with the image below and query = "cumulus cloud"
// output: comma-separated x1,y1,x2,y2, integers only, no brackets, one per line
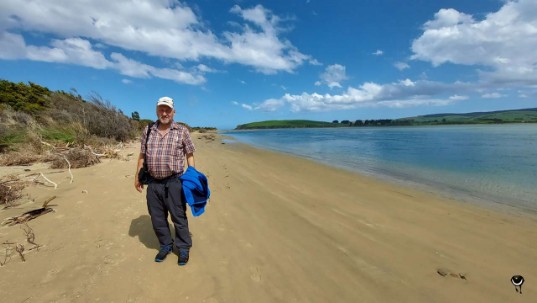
449,95,468,101
318,64,348,88
482,92,503,99
0,33,110,68
372,50,384,56
394,62,410,71
238,79,470,112
0,32,206,84
108,51,205,84
0,0,311,82
235,0,536,114
256,98,285,111
411,0,537,85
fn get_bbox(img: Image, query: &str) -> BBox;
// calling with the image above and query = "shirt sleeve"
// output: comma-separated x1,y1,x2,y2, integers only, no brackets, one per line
182,127,196,154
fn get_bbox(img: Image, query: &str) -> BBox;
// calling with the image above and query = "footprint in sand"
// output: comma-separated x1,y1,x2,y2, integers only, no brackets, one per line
41,268,60,283
249,266,262,283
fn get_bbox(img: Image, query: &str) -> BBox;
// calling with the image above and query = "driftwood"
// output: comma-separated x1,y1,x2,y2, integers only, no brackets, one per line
33,173,58,189
2,197,56,226
57,154,74,184
42,195,56,208
2,208,54,226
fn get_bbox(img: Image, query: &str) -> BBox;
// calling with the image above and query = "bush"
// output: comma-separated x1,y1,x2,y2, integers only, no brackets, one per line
0,80,141,164
51,148,100,169
0,151,47,166
84,95,134,141
0,175,26,205
40,126,76,143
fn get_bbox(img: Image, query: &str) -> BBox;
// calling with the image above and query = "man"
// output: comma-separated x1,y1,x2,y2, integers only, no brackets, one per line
134,96,196,266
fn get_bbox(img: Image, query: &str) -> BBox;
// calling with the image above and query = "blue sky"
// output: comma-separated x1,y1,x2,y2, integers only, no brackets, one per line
1,0,537,129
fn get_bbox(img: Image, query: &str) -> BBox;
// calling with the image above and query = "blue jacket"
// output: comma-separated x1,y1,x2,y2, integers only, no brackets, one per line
180,166,210,217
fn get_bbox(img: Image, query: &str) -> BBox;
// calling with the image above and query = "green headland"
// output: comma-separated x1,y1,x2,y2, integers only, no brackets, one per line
235,108,537,129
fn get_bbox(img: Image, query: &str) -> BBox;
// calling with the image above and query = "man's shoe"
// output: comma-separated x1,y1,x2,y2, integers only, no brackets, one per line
178,249,190,266
155,244,173,262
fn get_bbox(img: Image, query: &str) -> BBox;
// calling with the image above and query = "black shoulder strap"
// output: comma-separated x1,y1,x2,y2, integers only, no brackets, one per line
143,122,156,166
144,122,155,150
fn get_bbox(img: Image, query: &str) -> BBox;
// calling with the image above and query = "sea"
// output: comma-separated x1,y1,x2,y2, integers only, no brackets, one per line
221,124,537,214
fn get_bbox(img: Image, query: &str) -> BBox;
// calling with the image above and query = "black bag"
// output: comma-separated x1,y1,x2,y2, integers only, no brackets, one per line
138,122,155,184
138,166,151,184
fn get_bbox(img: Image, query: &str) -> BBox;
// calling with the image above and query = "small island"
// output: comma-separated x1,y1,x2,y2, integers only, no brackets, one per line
235,108,537,129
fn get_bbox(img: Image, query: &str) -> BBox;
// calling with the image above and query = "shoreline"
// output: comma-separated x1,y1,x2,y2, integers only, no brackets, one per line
221,128,537,218
223,137,537,220
1,132,536,302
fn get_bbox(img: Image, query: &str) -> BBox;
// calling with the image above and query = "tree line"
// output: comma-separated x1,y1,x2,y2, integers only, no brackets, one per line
332,119,414,126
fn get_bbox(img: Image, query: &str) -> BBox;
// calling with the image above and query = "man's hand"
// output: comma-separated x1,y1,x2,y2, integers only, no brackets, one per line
135,179,144,193
135,153,145,193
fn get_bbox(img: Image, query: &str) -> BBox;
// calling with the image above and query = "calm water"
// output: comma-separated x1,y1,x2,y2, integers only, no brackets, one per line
222,124,537,213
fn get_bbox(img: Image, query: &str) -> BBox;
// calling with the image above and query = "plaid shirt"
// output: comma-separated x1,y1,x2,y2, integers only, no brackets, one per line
140,122,196,179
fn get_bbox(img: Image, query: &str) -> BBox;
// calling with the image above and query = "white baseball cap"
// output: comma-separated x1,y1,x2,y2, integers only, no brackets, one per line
157,96,174,109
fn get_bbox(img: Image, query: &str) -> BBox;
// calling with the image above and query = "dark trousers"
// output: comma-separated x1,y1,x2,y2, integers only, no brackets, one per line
146,178,192,250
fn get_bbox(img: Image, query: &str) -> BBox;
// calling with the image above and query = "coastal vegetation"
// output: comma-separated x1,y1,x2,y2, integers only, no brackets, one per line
1,80,141,154
235,108,537,129
0,79,214,167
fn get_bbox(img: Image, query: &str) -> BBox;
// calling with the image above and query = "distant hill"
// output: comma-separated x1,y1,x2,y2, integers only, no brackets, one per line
398,108,537,125
235,108,537,129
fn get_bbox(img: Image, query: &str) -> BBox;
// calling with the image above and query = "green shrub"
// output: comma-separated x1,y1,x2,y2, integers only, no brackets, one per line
40,127,76,143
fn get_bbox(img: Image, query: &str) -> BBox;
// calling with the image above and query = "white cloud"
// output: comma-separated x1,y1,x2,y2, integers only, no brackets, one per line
400,79,415,87
394,62,410,71
232,101,253,110
196,64,217,73
0,32,30,59
241,104,254,110
49,38,111,68
245,79,468,112
318,64,348,88
412,0,537,85
0,33,206,84
449,94,468,100
110,52,205,84
256,98,284,111
372,50,384,56
482,92,503,98
0,33,110,68
0,0,311,80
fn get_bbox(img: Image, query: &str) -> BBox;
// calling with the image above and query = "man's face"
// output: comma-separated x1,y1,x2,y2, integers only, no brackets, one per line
157,105,175,124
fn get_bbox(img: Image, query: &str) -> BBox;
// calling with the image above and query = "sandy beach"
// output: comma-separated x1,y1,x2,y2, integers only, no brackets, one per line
1,132,536,302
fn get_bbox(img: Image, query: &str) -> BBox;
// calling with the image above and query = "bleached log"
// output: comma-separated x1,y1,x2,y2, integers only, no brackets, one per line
33,173,58,189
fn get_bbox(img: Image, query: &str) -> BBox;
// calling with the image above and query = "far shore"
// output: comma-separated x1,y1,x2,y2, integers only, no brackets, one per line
1,131,536,302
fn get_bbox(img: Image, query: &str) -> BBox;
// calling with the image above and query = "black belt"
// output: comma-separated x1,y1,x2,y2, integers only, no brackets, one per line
151,173,182,184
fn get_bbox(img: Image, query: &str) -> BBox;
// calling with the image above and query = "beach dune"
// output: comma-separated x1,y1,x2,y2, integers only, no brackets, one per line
0,132,536,302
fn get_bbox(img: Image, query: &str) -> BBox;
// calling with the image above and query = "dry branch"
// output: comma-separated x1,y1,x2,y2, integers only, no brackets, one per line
57,154,74,183
15,244,25,262
33,173,58,189
0,243,13,266
22,223,40,250
42,195,56,208
2,207,54,226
